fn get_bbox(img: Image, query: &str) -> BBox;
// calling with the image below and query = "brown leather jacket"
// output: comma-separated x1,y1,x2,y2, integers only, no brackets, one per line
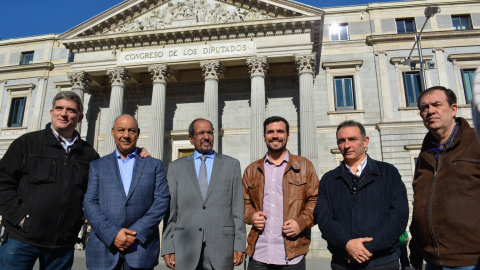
243,152,319,259
410,118,480,267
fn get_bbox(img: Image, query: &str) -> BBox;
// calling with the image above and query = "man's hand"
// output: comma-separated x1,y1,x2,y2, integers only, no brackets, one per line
164,253,176,269
346,238,373,264
252,211,267,230
233,251,244,266
113,228,137,251
139,148,151,158
282,219,301,237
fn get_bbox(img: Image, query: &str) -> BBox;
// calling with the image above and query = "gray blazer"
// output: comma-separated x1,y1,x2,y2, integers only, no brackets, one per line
161,152,246,270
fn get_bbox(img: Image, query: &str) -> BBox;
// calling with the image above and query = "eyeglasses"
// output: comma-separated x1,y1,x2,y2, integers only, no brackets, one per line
194,130,214,136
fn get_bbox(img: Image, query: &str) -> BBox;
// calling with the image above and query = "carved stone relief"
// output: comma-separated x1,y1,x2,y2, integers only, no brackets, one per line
100,0,273,35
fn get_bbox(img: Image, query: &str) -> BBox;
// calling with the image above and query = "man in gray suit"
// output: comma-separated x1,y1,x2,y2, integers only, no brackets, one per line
162,118,246,270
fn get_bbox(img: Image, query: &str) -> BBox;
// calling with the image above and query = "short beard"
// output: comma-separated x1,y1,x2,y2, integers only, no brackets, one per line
267,144,287,154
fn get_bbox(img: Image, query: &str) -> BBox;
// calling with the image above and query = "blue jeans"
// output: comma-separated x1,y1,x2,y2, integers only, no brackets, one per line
426,262,480,270
0,238,74,270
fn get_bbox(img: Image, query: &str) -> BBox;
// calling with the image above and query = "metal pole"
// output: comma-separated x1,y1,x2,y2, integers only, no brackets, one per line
416,35,426,89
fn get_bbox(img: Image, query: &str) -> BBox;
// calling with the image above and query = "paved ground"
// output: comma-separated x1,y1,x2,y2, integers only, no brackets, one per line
71,250,332,270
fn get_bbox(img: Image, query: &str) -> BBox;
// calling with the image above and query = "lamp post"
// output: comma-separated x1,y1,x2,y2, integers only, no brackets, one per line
402,6,441,88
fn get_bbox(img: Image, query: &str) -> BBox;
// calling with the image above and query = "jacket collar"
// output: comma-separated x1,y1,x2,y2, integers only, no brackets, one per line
43,123,84,154
254,150,301,175
421,117,468,152
337,155,380,180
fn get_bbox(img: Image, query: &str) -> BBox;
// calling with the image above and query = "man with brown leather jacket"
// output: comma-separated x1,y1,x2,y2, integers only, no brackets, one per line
243,116,319,270
410,86,480,269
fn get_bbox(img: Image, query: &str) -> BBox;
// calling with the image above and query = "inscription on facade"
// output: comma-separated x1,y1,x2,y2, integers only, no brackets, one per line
118,40,255,64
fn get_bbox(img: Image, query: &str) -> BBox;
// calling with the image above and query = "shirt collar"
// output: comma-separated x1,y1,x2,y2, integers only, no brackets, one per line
345,155,368,177
50,125,78,145
194,149,215,160
116,148,138,160
264,150,289,166
429,118,460,153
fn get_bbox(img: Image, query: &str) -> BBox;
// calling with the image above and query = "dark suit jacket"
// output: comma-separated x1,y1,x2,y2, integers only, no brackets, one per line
161,152,246,270
84,149,170,269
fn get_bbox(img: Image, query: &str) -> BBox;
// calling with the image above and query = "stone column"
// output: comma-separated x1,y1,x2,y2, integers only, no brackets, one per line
295,54,318,168
106,67,130,152
68,71,90,134
148,64,170,159
200,60,222,152
247,57,269,161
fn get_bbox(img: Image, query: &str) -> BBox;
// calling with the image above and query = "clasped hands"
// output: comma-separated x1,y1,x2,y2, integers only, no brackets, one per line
113,228,137,251
252,211,301,237
345,237,373,264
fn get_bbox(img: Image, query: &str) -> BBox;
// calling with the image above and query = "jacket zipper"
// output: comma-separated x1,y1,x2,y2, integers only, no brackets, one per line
56,152,69,246
426,137,460,265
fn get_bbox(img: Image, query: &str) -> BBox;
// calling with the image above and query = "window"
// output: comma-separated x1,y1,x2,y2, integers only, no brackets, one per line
334,76,355,110
20,51,34,65
452,15,472,30
403,71,423,107
396,18,416,34
330,23,349,41
462,69,475,103
68,51,75,63
7,97,26,127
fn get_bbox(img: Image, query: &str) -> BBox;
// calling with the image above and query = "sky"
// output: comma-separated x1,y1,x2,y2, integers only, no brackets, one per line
0,0,404,40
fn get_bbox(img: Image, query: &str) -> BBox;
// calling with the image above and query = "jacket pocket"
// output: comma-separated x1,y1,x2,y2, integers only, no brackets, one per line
287,177,306,199
75,161,90,191
174,227,185,231
223,226,235,235
26,156,57,184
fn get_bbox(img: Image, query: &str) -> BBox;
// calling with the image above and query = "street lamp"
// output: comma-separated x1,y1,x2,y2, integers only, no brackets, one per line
401,5,441,88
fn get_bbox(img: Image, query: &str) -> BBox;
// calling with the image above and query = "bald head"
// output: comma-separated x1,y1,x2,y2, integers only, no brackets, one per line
111,114,140,158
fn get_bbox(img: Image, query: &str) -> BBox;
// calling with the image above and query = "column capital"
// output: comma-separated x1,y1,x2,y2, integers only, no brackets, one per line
200,60,222,80
148,64,171,84
374,51,387,56
295,53,316,75
246,57,269,78
68,71,91,91
108,67,131,86
432,48,445,53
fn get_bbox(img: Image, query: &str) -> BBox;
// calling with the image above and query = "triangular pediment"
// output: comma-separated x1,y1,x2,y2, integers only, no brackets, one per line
62,0,322,39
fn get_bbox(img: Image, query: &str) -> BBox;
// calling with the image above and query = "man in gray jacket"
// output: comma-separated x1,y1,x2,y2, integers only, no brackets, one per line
161,118,245,270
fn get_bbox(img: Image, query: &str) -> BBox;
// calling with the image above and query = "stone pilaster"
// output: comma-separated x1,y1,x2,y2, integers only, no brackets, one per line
106,67,130,152
148,64,170,159
68,71,91,133
247,57,269,161
295,53,318,169
200,60,222,152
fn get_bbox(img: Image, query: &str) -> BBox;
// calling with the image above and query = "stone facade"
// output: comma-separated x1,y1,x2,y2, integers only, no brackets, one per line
1,0,479,259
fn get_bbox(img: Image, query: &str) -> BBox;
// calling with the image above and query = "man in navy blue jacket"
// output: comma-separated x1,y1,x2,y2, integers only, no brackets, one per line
314,120,408,270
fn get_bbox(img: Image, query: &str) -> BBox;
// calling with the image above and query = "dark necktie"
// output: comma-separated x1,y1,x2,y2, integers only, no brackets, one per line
199,155,208,199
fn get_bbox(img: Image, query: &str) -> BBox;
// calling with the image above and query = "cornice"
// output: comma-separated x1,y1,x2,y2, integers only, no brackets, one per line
322,60,363,69
0,62,54,73
0,34,58,46
366,29,480,45
5,83,36,91
448,53,480,62
62,16,322,53
390,56,433,64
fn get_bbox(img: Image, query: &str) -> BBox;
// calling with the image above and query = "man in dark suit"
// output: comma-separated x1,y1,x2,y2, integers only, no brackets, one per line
84,114,169,270
161,118,246,270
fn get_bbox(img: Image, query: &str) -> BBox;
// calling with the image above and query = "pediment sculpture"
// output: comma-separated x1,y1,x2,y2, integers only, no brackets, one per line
101,0,274,34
